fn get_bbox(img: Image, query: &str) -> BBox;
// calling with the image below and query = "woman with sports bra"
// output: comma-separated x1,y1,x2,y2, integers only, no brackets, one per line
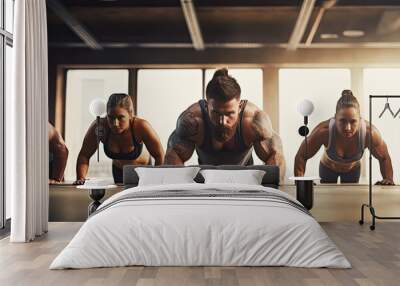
74,93,164,184
294,90,394,185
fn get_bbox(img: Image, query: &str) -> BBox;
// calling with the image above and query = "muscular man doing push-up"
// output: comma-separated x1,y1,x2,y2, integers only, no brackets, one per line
165,68,285,181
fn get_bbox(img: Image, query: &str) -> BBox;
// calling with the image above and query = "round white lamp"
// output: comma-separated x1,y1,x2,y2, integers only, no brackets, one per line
89,98,106,118
297,99,314,117
89,98,106,162
297,99,314,137
297,99,315,158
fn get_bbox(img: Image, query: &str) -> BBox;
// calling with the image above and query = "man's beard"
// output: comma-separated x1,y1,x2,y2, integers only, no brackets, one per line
211,124,237,142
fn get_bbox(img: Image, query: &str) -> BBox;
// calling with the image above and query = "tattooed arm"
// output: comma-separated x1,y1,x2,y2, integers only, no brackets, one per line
164,109,199,165
251,111,286,182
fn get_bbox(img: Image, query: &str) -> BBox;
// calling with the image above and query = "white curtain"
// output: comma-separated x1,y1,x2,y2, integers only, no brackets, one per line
8,0,49,242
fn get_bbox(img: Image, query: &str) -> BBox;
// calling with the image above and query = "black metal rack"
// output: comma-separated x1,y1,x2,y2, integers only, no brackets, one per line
359,95,400,230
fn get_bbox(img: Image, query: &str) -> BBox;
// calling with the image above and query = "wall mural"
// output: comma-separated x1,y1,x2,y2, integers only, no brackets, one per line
49,68,397,187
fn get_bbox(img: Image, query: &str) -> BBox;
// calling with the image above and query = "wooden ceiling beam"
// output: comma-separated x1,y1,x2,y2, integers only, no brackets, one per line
47,0,102,50
305,0,336,46
180,0,205,51
287,0,316,51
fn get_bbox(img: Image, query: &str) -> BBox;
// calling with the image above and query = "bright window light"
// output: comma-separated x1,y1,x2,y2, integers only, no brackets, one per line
279,68,351,182
64,69,129,181
363,68,400,184
137,69,202,165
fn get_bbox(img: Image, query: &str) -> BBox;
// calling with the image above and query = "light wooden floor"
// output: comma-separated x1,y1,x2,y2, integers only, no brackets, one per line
1,221,400,286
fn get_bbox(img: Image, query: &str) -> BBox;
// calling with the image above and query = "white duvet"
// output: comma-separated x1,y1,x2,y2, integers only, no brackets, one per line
50,183,351,269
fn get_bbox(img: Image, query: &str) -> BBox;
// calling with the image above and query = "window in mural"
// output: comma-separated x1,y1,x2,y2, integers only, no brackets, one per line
64,69,129,181
279,69,352,183
137,69,203,166
363,68,400,184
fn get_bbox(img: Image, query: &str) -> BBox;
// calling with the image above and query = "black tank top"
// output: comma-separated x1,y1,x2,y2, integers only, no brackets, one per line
195,99,254,165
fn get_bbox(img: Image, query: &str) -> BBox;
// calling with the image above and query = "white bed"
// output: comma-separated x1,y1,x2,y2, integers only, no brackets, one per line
50,183,351,269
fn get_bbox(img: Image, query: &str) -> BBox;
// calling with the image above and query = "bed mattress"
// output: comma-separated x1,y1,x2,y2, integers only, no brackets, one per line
50,183,350,269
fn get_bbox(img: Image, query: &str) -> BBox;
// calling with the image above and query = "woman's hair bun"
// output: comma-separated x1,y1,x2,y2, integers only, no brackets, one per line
213,68,229,78
341,89,354,98
336,89,359,114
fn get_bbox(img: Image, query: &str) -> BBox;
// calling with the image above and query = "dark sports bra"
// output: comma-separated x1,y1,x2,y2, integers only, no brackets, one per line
103,118,143,160
325,117,366,163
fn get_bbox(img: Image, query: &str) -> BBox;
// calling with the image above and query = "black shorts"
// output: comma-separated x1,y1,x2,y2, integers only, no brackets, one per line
112,164,124,184
319,162,361,184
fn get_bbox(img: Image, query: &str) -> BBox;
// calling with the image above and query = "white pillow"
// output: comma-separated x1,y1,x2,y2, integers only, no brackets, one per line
200,169,266,185
135,167,200,186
